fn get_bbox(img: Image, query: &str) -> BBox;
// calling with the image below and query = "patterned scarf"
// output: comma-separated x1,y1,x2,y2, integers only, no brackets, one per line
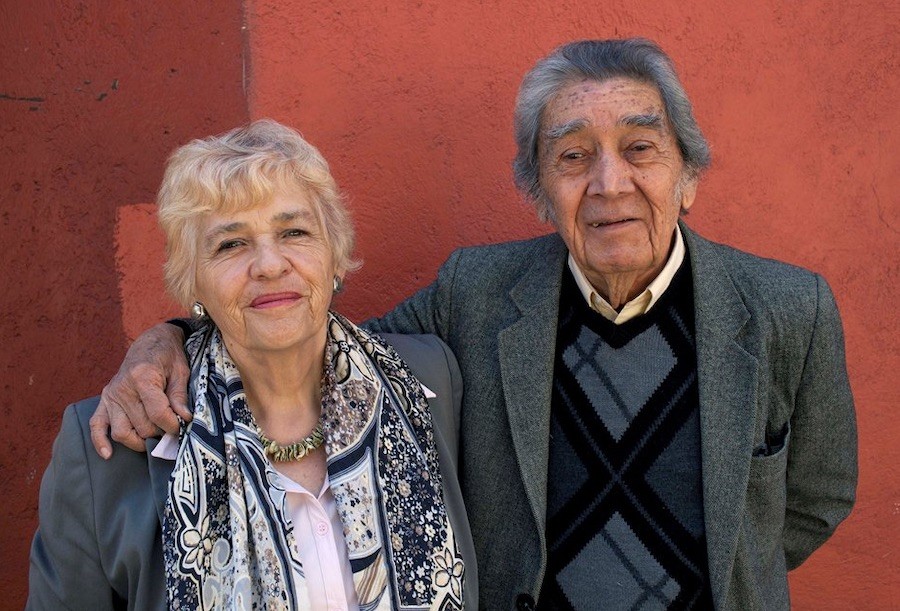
163,312,465,610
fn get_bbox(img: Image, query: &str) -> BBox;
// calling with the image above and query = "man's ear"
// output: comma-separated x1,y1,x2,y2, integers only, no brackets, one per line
679,175,699,213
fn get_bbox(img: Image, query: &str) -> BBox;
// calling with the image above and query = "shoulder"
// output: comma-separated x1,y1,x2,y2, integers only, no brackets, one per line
684,224,827,309
438,233,567,295
380,334,459,385
32,398,166,608
51,397,101,462
50,397,157,493
66,396,102,432
450,233,564,268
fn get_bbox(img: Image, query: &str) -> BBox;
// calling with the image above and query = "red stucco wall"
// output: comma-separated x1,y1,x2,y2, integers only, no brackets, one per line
3,1,897,608
248,0,900,610
246,2,899,608
0,1,248,605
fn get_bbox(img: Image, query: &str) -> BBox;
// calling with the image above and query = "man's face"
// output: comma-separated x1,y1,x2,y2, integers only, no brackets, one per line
539,77,697,300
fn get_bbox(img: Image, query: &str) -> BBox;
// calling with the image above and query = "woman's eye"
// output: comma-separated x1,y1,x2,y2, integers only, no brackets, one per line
216,239,244,252
562,151,585,161
283,228,308,238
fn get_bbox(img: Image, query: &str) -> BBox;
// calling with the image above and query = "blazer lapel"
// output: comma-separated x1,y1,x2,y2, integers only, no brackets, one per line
683,224,758,608
497,235,568,540
145,437,175,525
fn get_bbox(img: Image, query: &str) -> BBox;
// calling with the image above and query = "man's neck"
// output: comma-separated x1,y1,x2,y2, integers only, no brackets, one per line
567,226,685,323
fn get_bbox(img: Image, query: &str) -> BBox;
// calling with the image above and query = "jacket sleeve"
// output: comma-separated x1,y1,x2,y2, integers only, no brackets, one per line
783,275,858,568
365,249,462,339
28,403,117,610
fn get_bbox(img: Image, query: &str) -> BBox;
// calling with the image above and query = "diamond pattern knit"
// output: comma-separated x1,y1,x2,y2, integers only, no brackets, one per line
538,261,713,610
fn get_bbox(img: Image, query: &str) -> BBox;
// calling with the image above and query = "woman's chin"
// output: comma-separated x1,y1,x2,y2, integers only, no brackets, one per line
225,317,328,357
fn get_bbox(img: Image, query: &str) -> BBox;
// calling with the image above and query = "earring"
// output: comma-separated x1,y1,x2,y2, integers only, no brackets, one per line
190,301,208,320
333,276,344,294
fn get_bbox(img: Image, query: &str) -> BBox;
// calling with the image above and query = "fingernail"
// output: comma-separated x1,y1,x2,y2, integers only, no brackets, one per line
100,448,111,460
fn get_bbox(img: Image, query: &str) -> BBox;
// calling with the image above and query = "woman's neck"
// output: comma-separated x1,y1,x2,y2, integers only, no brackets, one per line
225,334,327,443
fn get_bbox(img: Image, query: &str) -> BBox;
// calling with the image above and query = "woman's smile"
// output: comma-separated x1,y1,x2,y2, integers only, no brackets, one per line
193,192,338,358
249,291,303,309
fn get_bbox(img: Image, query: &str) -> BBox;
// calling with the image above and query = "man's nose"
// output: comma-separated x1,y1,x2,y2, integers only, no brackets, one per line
587,152,634,198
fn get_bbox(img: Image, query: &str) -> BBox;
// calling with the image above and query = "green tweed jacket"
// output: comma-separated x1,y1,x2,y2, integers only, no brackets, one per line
369,222,857,610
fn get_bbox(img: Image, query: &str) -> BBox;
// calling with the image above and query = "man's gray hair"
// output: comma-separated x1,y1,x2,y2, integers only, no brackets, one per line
513,38,711,221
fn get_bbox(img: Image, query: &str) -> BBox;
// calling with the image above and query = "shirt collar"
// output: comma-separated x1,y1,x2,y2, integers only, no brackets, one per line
567,224,686,324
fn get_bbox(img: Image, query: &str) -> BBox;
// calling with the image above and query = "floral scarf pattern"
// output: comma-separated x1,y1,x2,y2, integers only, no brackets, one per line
163,312,465,610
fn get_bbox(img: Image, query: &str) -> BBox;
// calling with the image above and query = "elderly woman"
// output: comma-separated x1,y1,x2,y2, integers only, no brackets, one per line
28,120,474,610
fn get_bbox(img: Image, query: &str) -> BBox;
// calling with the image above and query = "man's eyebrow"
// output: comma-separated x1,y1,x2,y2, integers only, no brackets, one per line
543,118,589,141
619,113,665,130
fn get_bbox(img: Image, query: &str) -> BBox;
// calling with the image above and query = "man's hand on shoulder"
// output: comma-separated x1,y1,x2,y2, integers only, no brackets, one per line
89,322,192,458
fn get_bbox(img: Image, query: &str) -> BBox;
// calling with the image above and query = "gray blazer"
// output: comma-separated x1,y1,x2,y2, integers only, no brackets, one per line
370,223,857,610
28,334,479,610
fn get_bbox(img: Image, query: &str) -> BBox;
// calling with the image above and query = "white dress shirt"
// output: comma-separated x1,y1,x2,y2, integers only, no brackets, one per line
567,225,686,324
152,384,438,610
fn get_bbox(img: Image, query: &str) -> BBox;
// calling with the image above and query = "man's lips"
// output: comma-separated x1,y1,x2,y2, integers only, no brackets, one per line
588,218,637,228
249,292,302,309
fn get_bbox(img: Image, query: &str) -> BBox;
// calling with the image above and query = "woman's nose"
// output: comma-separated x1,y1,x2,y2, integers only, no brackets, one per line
250,242,290,279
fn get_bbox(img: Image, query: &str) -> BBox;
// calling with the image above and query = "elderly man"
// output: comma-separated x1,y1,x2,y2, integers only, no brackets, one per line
90,39,856,610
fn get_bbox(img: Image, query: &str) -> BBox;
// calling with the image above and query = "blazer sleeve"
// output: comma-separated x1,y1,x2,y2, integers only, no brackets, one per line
365,249,463,339
28,402,118,611
783,274,858,568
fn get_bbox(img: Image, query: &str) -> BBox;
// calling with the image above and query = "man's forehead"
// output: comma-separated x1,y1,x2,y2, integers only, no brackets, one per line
542,77,666,130
544,113,667,142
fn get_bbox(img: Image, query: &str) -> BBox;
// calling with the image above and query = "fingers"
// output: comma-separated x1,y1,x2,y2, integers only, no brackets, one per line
99,379,152,453
94,363,165,456
95,385,145,454
121,362,168,435
108,407,148,452
88,403,113,459
90,322,190,457
138,366,181,436
164,356,192,424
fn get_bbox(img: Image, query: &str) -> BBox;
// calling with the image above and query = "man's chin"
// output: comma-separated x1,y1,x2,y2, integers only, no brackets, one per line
582,248,654,277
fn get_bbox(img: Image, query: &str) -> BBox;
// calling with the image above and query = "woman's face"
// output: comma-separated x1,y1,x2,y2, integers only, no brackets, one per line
193,190,338,360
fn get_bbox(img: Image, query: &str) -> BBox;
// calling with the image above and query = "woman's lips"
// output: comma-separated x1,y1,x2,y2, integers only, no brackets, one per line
249,292,302,309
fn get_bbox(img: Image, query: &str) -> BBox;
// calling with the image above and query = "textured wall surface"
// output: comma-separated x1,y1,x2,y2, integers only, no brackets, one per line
0,1,248,605
246,1,898,607
3,0,897,608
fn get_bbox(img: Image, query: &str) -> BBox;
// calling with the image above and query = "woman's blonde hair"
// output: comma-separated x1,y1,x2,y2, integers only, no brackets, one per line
157,119,359,307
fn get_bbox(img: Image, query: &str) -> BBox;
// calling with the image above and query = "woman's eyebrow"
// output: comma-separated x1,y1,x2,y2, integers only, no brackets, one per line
204,221,245,248
271,209,315,223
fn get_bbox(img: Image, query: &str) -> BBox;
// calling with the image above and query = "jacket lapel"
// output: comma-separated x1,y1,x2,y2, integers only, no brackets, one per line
497,235,568,543
145,437,175,525
683,224,758,608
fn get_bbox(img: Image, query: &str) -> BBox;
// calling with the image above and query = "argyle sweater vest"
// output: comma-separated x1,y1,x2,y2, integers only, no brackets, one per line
538,260,713,610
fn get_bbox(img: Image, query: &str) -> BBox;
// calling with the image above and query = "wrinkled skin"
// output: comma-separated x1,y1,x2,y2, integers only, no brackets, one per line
539,77,697,308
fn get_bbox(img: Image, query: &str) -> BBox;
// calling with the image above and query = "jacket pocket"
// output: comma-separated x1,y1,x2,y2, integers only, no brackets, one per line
748,422,791,482
742,422,790,604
